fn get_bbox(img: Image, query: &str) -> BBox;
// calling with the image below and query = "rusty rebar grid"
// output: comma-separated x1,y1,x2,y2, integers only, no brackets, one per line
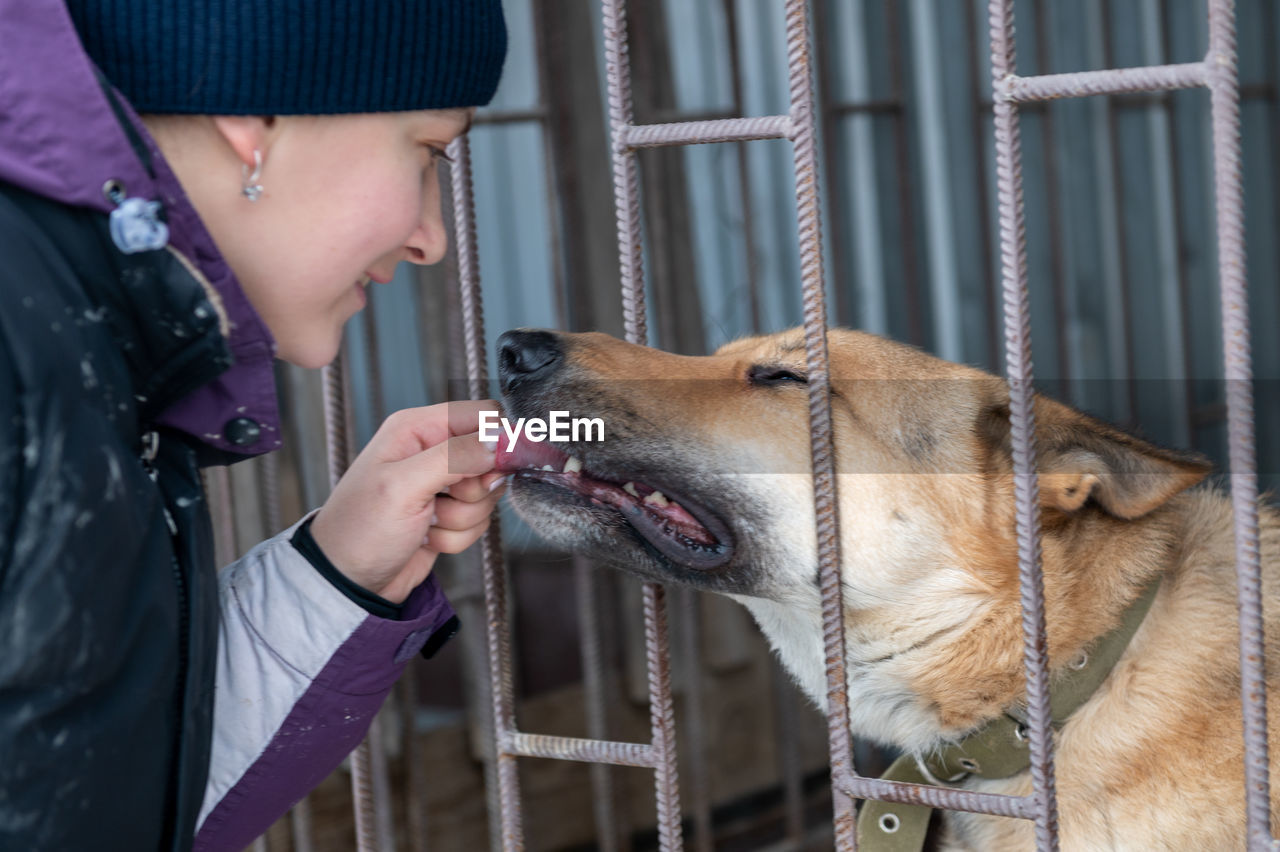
775,2,860,851
619,116,791,148
449,134,525,851
988,2,1061,848
503,732,656,768
444,2,1268,851
979,0,1270,849
321,348,387,852
1205,0,1272,846
602,1,685,849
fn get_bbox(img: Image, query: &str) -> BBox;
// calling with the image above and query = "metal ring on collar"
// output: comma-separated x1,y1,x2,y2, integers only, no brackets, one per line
913,754,968,786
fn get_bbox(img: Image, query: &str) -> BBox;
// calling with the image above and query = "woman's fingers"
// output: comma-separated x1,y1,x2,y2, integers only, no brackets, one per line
306,403,510,603
423,513,495,554
431,484,505,533
391,432,497,507
444,471,507,503
370,400,502,461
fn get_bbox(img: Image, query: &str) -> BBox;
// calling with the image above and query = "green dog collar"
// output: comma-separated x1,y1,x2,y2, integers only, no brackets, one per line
857,574,1163,851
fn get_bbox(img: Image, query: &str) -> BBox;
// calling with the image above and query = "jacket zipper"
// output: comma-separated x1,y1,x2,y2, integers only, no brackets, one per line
142,428,192,847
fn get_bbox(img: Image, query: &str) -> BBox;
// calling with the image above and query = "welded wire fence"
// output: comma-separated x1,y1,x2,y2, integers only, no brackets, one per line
444,0,1268,849
204,1,1270,850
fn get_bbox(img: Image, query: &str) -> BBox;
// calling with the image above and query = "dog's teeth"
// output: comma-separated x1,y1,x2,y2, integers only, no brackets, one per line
623,482,640,498
643,490,670,507
563,457,582,474
541,464,555,471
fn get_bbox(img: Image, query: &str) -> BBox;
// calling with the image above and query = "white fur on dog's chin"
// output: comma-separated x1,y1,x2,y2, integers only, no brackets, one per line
730,472,985,754
730,592,963,752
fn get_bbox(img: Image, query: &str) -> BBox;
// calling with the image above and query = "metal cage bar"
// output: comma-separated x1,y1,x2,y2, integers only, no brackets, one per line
436,2,837,849
601,2,685,850
320,348,390,852
988,3,1062,846
450,134,526,851
1204,1,1271,845
982,0,1267,849
431,1,1268,851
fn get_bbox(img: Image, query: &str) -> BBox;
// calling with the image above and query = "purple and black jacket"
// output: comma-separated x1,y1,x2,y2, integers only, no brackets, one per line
0,4,457,850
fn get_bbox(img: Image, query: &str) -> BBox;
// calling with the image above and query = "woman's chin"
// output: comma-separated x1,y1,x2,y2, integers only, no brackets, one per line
276,334,344,370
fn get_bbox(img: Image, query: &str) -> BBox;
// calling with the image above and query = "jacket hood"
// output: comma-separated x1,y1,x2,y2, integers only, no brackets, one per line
0,0,282,459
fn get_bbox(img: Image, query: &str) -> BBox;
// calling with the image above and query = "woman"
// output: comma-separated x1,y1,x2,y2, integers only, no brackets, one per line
0,2,507,849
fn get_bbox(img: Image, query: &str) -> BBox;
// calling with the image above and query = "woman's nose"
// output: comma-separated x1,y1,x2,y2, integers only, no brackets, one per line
404,198,448,266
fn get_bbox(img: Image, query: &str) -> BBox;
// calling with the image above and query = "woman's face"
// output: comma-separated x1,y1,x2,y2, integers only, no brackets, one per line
214,109,472,368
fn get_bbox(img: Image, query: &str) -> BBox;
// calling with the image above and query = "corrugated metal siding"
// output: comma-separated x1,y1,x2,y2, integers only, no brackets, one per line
351,0,1280,487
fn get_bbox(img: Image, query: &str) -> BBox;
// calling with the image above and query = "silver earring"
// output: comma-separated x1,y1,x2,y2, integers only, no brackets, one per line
241,150,264,201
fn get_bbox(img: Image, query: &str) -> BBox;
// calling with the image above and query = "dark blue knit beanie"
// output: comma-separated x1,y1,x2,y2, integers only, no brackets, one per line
64,0,507,115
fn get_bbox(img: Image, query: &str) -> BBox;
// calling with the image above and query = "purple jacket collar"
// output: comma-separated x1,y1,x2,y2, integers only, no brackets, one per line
0,0,282,457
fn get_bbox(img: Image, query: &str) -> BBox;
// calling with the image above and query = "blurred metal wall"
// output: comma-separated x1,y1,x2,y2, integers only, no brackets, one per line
217,1,1280,849
347,0,1279,485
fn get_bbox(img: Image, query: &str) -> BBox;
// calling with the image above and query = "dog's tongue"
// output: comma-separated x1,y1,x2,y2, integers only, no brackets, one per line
494,432,567,474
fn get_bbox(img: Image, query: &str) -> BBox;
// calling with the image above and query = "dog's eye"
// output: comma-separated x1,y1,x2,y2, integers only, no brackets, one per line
748,365,808,386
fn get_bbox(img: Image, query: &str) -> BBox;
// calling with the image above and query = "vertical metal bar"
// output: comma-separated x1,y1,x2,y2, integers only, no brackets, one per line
1157,1,1202,449
256,449,321,852
643,584,684,850
909,0,965,361
820,0,890,336
604,0,648,344
450,134,525,851
290,798,317,852
400,664,431,852
988,2,1061,850
361,306,387,433
964,0,1002,370
573,557,621,852
603,2,684,849
322,348,383,852
257,451,282,536
436,144,505,852
1205,1,1272,847
886,0,926,347
1032,4,1075,402
367,716,396,852
722,0,764,334
733,3,801,838
811,0,849,329
1136,0,1192,448
678,589,713,852
783,1,855,850
540,11,627,830
769,659,807,847
1096,0,1140,426
209,466,237,567
361,291,398,852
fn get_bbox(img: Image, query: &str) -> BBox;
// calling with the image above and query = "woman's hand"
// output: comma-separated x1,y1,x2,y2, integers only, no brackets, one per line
309,399,505,604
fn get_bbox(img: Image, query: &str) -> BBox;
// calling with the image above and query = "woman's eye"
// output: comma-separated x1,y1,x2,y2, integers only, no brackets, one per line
747,365,808,386
426,145,454,165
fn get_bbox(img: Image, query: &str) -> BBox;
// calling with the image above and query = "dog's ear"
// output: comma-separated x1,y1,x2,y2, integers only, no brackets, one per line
979,398,1212,520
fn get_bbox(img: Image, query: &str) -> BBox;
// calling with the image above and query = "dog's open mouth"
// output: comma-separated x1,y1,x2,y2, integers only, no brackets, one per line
496,435,734,570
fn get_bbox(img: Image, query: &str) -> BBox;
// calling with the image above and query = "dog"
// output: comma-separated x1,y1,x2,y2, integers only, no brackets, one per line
492,326,1280,850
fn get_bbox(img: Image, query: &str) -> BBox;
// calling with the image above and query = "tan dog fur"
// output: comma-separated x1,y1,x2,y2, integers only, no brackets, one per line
499,327,1280,850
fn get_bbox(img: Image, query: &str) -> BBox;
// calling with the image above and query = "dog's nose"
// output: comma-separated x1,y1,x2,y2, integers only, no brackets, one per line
497,329,563,394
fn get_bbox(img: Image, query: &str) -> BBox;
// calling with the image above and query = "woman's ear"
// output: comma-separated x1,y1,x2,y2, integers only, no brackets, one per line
210,115,277,170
